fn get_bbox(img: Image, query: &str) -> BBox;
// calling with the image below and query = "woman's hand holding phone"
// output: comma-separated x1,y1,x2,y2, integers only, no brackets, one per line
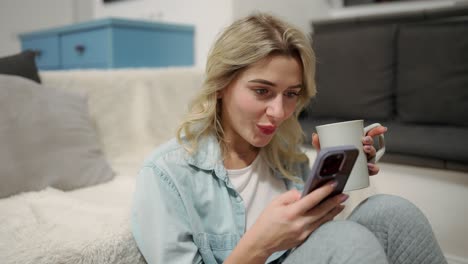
302,146,359,200
226,146,357,263
230,181,348,263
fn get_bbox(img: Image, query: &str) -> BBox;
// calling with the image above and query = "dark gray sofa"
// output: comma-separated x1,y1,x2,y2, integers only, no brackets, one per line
300,5,468,172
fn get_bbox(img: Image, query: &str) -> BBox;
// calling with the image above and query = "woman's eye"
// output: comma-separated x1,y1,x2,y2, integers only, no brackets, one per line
254,88,269,95
285,91,300,98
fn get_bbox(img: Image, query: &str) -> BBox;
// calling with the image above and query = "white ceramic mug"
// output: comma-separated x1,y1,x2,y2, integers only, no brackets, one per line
315,120,385,191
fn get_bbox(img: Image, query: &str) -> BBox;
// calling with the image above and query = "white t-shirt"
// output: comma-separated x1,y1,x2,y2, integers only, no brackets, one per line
226,154,287,230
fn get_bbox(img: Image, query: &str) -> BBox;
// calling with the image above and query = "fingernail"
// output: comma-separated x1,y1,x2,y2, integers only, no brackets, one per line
367,163,375,169
364,145,371,152
330,180,338,188
340,194,349,203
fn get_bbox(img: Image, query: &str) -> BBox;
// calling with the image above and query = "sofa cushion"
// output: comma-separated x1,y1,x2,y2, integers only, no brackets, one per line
0,74,114,198
0,50,41,83
382,121,468,164
397,20,468,126
304,25,395,120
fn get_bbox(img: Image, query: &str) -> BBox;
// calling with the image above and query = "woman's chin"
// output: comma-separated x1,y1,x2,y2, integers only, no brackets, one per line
251,136,274,148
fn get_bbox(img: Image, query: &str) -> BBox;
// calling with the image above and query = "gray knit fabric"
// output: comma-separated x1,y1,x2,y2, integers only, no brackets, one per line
279,194,447,264
349,195,447,264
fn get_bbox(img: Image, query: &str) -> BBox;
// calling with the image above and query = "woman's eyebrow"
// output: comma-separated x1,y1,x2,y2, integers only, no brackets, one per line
288,84,303,89
248,79,303,89
248,79,276,86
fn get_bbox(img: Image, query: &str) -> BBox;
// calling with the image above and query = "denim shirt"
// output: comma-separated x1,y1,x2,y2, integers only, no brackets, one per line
131,135,309,264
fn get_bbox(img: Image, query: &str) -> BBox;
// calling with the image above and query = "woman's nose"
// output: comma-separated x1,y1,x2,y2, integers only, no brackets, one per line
266,96,285,119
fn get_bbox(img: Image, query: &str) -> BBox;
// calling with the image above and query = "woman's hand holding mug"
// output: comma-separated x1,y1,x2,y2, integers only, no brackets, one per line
311,120,387,191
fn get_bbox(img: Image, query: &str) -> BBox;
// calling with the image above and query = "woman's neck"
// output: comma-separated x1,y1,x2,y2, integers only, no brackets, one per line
223,143,259,170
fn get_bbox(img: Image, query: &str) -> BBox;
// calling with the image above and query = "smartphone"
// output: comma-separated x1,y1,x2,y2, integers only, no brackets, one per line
301,145,359,200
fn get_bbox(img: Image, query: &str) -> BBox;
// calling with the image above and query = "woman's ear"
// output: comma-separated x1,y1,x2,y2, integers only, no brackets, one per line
217,90,223,99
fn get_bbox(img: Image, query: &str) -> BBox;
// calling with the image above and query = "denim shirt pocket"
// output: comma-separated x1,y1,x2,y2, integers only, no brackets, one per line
194,232,240,264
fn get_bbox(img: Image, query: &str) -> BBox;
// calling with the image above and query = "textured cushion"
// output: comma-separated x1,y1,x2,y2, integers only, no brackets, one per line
0,50,41,83
397,20,468,126
0,74,114,198
381,121,468,164
305,25,395,120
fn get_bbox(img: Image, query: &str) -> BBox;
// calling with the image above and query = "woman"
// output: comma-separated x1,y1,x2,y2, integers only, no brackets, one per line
131,13,446,264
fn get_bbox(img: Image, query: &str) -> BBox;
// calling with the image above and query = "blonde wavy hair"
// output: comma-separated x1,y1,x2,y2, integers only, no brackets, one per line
177,13,316,181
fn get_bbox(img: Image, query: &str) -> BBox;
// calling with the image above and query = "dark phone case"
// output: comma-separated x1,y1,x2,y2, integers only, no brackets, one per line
301,145,359,199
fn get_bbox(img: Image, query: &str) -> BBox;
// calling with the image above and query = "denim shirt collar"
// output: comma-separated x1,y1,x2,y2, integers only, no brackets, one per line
185,134,228,182
185,134,305,192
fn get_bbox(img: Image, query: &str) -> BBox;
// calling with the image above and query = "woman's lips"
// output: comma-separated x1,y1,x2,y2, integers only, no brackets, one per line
257,124,276,135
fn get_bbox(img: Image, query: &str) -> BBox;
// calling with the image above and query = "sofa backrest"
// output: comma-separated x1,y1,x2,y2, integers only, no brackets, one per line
41,68,205,166
299,5,468,170
304,5,468,127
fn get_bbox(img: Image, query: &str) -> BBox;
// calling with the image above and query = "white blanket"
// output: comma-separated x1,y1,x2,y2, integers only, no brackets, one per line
40,67,205,169
0,68,205,264
0,174,145,264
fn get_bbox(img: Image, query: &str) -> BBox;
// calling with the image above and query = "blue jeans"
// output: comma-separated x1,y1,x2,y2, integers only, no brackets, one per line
280,194,447,264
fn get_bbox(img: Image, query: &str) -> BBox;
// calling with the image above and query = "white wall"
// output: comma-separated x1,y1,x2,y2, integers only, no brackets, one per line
0,0,93,57
93,0,233,68
3,0,467,62
92,0,334,68
232,0,331,34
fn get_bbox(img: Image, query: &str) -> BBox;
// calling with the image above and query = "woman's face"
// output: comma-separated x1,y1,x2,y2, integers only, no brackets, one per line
219,54,303,149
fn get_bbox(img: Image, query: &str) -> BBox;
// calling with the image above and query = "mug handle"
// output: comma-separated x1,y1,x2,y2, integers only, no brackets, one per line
364,123,386,163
